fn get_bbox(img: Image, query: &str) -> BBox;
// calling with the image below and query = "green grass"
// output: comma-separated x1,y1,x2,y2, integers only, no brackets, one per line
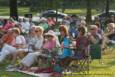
64,9,98,15
0,72,35,77
0,6,98,16
0,7,10,16
0,47,115,77
0,6,37,16
0,6,114,77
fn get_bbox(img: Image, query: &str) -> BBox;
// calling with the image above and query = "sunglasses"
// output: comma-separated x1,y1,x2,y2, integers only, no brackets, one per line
35,31,39,32
90,28,95,30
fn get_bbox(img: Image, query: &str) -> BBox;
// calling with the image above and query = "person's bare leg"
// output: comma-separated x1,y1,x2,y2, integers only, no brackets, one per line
11,52,19,65
20,63,30,71
11,51,27,65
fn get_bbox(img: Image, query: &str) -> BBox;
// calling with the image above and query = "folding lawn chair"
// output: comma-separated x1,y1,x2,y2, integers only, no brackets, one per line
64,46,90,76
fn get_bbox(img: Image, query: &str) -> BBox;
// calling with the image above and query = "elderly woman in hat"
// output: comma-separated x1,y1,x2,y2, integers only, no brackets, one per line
0,29,14,49
0,28,26,63
42,30,56,52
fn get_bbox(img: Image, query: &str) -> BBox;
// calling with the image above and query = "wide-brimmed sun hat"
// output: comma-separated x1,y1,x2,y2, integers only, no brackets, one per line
90,25,98,30
12,27,21,35
44,30,55,37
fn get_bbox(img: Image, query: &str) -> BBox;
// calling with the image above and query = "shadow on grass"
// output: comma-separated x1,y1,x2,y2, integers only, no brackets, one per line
0,71,35,77
107,60,115,66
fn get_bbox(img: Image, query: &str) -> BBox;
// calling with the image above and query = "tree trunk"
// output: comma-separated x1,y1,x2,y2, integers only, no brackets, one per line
105,0,109,17
9,0,18,20
86,0,92,24
55,0,58,24
61,2,65,13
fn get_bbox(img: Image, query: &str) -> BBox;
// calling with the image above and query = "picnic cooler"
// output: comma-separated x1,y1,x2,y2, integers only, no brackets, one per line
90,44,101,59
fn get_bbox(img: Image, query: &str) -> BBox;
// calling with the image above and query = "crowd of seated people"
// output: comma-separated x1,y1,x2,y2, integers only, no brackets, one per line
0,15,115,77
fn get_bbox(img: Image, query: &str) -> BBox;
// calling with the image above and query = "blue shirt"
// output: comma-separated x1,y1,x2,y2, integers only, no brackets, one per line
69,27,78,37
60,37,72,58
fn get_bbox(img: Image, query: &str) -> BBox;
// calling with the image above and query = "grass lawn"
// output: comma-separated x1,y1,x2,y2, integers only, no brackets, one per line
0,46,115,77
0,6,37,16
0,6,114,77
64,9,98,15
0,6,98,16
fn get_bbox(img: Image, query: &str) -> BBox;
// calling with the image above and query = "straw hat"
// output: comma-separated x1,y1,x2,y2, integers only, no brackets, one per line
90,25,98,30
12,27,21,34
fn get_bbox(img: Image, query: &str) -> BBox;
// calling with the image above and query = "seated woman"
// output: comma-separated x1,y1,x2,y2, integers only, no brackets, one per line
0,28,26,63
9,26,44,68
0,29,14,51
20,30,57,71
75,27,89,59
68,27,89,70
58,25,72,68
88,25,102,62
105,23,115,45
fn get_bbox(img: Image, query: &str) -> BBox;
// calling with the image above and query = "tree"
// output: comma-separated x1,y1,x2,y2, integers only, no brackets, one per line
9,0,18,20
105,0,110,17
86,0,92,24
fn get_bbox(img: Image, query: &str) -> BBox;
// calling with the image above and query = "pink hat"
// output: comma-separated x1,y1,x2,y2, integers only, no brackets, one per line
44,30,55,37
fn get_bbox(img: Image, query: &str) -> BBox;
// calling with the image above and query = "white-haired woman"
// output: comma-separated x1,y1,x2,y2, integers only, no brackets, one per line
88,25,103,63
104,23,115,45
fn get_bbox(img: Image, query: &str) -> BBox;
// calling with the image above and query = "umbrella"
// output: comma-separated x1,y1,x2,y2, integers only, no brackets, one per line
41,10,67,18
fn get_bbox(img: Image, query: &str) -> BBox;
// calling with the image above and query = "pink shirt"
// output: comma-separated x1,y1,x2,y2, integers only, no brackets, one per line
43,39,56,52
47,19,55,26
3,21,15,30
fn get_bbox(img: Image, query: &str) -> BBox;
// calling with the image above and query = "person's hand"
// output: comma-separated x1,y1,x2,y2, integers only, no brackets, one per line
13,44,19,48
61,42,64,48
72,41,76,46
87,32,92,40
87,32,91,36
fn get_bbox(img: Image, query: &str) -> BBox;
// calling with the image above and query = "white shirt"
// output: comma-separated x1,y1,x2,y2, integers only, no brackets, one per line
27,36,37,45
34,37,44,49
27,36,43,52
15,35,26,45
21,21,30,33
